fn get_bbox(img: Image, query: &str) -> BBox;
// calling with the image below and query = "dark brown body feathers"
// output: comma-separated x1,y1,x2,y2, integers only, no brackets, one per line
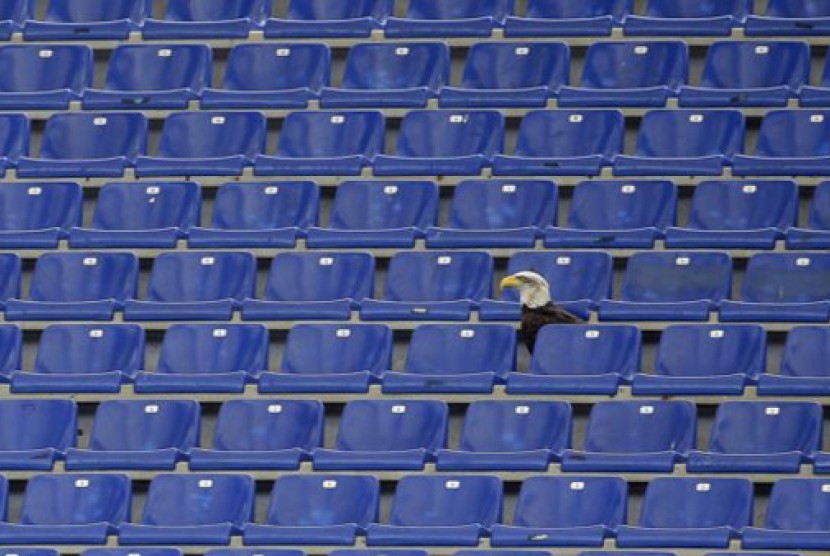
521,303,585,352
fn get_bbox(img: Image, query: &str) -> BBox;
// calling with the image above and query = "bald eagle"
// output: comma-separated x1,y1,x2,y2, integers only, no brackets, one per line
500,271,584,352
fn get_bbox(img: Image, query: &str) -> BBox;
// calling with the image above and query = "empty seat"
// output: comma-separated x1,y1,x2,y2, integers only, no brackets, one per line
143,0,271,39
743,479,830,550
733,111,830,176
0,182,82,248
265,0,392,38
330,552,427,556
0,399,76,470
84,551,183,556
0,114,28,174
0,325,21,379
0,254,21,305
747,0,830,35
505,0,630,37
0,0,31,39
562,401,697,472
385,0,513,37
23,0,149,40
625,0,750,36
801,52,830,107
0,45,92,109
759,326,830,396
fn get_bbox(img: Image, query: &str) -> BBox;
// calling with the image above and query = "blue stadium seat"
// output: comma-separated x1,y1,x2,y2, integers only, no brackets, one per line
686,401,823,473
244,475,379,546
747,0,830,36
616,478,753,548
366,475,502,546
65,400,199,471
0,182,82,248
259,324,392,394
313,400,447,471
599,252,732,321
134,324,268,393
70,182,201,248
743,479,830,550
255,111,384,176
83,44,211,110
385,0,514,37
505,0,630,37
545,180,677,248
0,0,31,40
624,0,751,36
5,252,137,321
440,42,569,108
759,326,830,396
374,110,504,176
436,401,571,471
136,112,266,177
202,44,330,109
16,113,145,178
507,324,641,395
579,552,680,556
84,550,183,556
666,180,798,249
0,45,91,109
426,179,557,248
384,324,516,394
0,254,21,307
0,325,21,380
0,399,75,470
0,474,129,544
613,110,745,176
558,42,688,107
799,52,830,106
561,401,697,472
242,252,374,321
119,474,254,545
493,110,624,176
322,42,449,108
124,252,256,321
265,0,392,38
788,183,830,248
189,400,324,471
143,0,271,39
490,476,627,548
331,552,427,556
23,0,149,40
733,111,830,176
0,114,27,173
10,324,143,394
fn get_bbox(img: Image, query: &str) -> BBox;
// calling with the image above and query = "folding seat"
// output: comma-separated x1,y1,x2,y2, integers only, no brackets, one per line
666,180,798,249
10,324,143,394
504,0,630,37
686,401,822,473
0,0,31,40
0,182,82,248
733,111,830,176
312,400,448,471
322,42,449,108
85,551,183,556
255,111,384,176
598,252,732,321
800,53,830,106
0,474,129,544
244,475,379,546
579,553,680,556
456,553,552,556
65,400,199,471
507,324,640,395
119,474,254,545
366,475,502,546
435,401,571,471
561,400,697,472
0,254,20,306
5,252,137,321
142,0,271,39
747,0,830,36
16,113,146,178
616,478,753,548
69,182,201,248
202,44,330,109
189,400,323,471
0,113,29,173
0,325,20,379
209,552,303,556
426,179,557,248
624,0,751,36
7,551,62,556
385,0,514,38
265,0,392,38
759,326,830,396
241,252,374,321
789,183,830,248
134,324,267,393
136,112,266,177
123,252,256,321
613,110,744,176
743,479,830,549
490,476,627,547
439,42,569,108
492,110,624,176
0,45,91,109
83,44,212,110
558,42,687,107
373,110,504,176
23,0,150,41
0,399,76,470
330,552,427,556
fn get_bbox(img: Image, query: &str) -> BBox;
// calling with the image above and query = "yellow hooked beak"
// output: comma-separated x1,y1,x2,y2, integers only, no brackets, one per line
499,275,523,291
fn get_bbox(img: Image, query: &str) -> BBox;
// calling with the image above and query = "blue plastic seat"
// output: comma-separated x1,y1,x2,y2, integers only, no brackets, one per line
70,182,201,248
137,112,266,177
743,479,830,550
788,183,830,248
331,552,427,556
23,0,149,40
10,324,143,394
440,42,569,108
426,179,557,248
374,110,504,176
558,41,687,107
562,401,697,472
800,52,830,107
385,0,514,37
436,401,571,471
265,0,392,38
0,325,21,380
0,0,31,39
747,0,830,36
119,474,254,545
202,44,330,109
666,180,798,249
0,474,129,544
323,42,449,108
0,114,27,174
617,478,753,548
143,0,270,39
84,550,183,556
625,0,751,36
17,113,146,178
0,254,21,306
0,45,91,109
255,111,384,176
0,399,75,470
614,110,745,176
124,252,256,321
189,400,323,471
244,475,379,546
759,326,830,396
490,476,627,548
366,475,502,546
686,401,823,473
313,400,447,471
733,111,830,176
493,110,624,176
505,0,630,37
83,44,211,110
65,400,199,471
0,182,81,248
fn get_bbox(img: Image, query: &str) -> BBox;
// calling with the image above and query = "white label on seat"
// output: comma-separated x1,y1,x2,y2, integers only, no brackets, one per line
144,404,159,414
322,480,337,489
450,114,467,123
331,115,345,124
755,45,770,55
412,307,428,314
460,329,475,338
570,481,585,490
585,330,600,339
212,328,228,338
93,117,107,126
83,257,98,266
445,480,460,489
384,185,398,194
146,186,160,195
675,257,690,266
275,48,290,57
812,114,825,123
515,47,529,56
515,405,530,415
199,480,213,488
38,49,53,58
395,47,410,56
392,405,407,414
89,329,104,338
502,184,517,193
696,483,711,492
264,186,279,195
75,479,90,488
621,184,636,194
569,114,583,123
797,257,811,267
766,406,780,415
336,329,351,338
268,404,283,413
319,257,334,266
211,116,225,125
27,187,41,195
634,45,648,55
690,114,704,123
742,184,757,194
437,256,452,265
640,405,655,415
822,484,830,493
201,256,215,265
710,330,725,338
556,256,571,265
157,49,172,57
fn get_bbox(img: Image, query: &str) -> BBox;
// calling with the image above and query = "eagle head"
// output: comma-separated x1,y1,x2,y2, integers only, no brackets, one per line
500,271,551,309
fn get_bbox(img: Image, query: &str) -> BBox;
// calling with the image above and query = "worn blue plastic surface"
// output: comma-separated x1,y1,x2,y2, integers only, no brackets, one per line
385,0,514,37
734,111,830,176
23,0,149,40
505,0,630,37
789,182,830,247
266,0,392,38
0,325,21,380
747,0,830,36
759,326,830,396
0,45,92,109
0,399,76,470
0,0,31,39
625,0,750,36
143,0,271,39
743,479,830,550
0,182,82,248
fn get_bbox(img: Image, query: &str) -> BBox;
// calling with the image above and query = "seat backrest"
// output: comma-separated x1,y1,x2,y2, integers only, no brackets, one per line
512,476,627,529
406,325,516,376
335,400,448,452
764,479,830,531
163,0,271,23
708,401,823,456
264,252,375,302
687,180,797,231
741,253,830,303
88,400,200,452
141,474,254,527
656,325,766,380
277,111,385,159
514,110,624,158
145,252,256,303
0,114,29,162
0,0,32,22
755,110,830,157
388,475,502,527
20,474,130,526
287,0,393,20
583,400,697,454
0,182,82,232
0,399,76,451
29,252,138,302
621,251,732,303
448,180,557,230
460,42,569,91
83,551,180,556
223,44,330,92
526,0,630,19
329,180,438,231
35,324,144,375
0,254,20,301
808,181,830,231
44,0,150,23
157,112,266,160
264,475,379,527
458,401,571,453
504,251,613,303
40,113,146,162
638,478,753,530
0,45,92,94
766,0,830,17
92,182,201,232
158,324,268,375
0,325,20,376
384,251,493,301
212,400,324,451
567,180,677,230
211,181,319,230
405,0,514,21
634,110,744,158
342,43,449,91
105,44,211,93
530,324,641,380
395,110,504,159
581,41,688,90
282,324,392,375
781,326,830,379
701,41,809,90
643,0,751,18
